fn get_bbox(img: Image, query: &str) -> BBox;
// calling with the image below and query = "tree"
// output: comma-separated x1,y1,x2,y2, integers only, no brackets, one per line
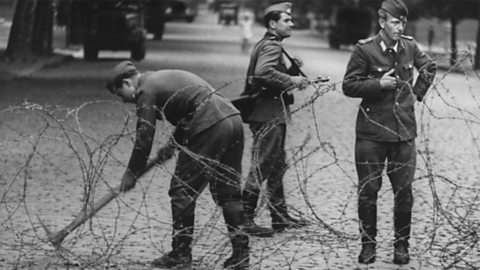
6,0,54,60
414,0,480,69
475,1,480,69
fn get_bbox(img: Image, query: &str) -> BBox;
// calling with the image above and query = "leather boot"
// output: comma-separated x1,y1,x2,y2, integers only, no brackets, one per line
358,242,376,264
270,195,308,232
222,202,250,269
151,251,192,269
271,212,309,233
223,234,249,270
393,241,409,265
267,172,309,233
358,206,377,264
393,211,411,264
242,190,274,237
243,218,274,237
152,214,193,268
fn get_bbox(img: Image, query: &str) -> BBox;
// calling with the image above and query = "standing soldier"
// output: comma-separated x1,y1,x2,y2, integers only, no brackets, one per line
241,2,310,237
106,61,249,269
342,0,436,265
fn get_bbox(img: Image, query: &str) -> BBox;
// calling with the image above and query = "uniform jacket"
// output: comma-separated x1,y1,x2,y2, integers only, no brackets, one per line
244,32,299,124
343,32,436,142
127,70,239,176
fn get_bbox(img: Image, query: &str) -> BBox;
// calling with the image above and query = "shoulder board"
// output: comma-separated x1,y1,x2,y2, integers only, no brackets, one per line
358,37,374,45
401,35,413,40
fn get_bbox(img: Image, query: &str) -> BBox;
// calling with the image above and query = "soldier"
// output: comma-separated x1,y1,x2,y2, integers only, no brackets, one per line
241,2,310,237
342,0,436,265
106,61,249,269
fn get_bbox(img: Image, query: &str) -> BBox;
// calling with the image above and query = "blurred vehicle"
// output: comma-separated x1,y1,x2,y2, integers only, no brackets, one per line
82,0,147,60
218,2,239,25
328,6,374,49
164,0,198,23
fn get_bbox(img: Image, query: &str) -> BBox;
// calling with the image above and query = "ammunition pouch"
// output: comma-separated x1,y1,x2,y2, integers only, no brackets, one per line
233,83,294,123
281,92,294,105
230,93,259,123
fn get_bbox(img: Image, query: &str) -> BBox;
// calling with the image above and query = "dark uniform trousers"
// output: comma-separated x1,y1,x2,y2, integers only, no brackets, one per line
242,121,289,223
355,139,415,246
168,114,246,254
241,32,298,226
343,33,435,249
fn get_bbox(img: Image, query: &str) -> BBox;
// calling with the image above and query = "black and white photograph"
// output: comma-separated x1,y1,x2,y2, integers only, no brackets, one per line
1,0,479,269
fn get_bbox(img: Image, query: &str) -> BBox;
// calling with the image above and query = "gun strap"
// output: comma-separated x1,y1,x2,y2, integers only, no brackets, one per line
281,47,307,78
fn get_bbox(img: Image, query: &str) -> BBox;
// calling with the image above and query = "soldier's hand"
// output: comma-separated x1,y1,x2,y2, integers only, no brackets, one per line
120,170,136,192
291,76,309,90
156,142,176,163
379,69,398,90
292,56,303,68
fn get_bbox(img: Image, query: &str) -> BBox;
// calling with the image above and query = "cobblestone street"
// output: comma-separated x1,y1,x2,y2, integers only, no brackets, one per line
1,3,479,270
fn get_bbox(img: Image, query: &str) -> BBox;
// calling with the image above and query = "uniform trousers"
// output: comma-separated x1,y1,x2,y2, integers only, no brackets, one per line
242,121,288,221
168,114,245,254
355,139,415,246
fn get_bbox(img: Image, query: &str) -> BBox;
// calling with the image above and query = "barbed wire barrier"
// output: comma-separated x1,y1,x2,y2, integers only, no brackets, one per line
1,51,479,269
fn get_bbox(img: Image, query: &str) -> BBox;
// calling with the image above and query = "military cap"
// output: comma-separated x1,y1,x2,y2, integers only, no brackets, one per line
380,0,408,20
264,2,292,16
106,60,138,91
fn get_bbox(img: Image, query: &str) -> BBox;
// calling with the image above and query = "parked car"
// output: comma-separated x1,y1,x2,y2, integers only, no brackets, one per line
327,6,374,49
164,0,198,23
82,1,146,60
218,2,238,25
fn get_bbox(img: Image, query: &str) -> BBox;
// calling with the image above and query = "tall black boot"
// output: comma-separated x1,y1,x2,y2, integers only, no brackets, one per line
358,207,377,264
242,189,273,237
222,202,250,270
152,214,193,268
224,234,249,270
393,211,411,265
269,181,308,233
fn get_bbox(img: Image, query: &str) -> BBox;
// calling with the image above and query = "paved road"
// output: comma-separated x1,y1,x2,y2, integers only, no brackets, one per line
1,5,479,270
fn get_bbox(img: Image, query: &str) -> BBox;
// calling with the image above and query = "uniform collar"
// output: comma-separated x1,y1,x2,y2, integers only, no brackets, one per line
264,31,281,41
380,40,398,53
377,31,400,53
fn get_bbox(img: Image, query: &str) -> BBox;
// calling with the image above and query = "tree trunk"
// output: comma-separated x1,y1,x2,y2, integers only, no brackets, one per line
6,0,54,60
32,0,53,55
475,5,480,70
449,15,457,67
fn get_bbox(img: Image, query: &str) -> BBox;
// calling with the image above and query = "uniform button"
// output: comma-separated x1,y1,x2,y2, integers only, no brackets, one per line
366,108,370,112
395,102,399,105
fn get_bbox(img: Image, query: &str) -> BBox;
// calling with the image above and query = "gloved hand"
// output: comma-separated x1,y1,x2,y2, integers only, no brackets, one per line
155,142,176,163
120,170,136,192
291,76,309,90
292,56,303,68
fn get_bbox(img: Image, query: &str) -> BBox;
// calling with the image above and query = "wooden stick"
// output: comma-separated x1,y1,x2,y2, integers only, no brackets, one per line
39,156,165,249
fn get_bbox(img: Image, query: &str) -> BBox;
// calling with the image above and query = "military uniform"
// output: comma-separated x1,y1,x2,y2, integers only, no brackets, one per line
108,65,249,269
342,0,436,264
343,34,435,141
242,2,305,234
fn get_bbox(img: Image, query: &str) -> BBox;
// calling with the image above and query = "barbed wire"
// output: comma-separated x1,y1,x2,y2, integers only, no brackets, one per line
1,52,479,269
